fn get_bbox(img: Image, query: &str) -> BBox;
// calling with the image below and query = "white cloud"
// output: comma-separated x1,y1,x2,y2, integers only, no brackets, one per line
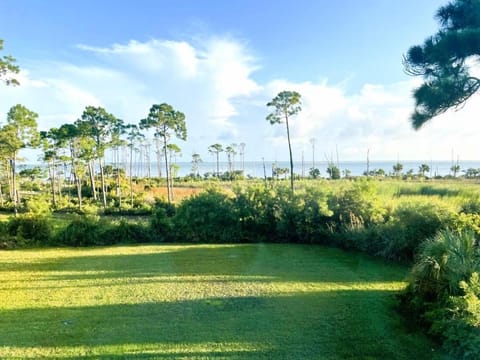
1,36,480,165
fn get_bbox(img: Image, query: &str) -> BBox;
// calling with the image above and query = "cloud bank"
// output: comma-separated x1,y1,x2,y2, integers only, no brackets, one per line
1,36,479,163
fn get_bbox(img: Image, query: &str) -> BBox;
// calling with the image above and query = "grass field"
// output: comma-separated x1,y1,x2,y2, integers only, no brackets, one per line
0,244,448,359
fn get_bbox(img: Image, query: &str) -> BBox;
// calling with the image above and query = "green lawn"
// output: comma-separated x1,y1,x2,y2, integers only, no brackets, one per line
0,244,448,359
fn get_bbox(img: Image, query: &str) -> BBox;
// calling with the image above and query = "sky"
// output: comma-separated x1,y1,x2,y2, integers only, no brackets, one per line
1,0,479,164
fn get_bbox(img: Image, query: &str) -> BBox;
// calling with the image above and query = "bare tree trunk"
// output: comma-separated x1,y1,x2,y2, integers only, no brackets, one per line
11,156,17,216
56,163,63,202
71,162,82,210
6,160,12,200
155,138,162,178
88,160,97,201
49,161,57,208
285,115,294,192
0,180,3,207
116,147,122,208
130,145,134,207
163,134,172,203
99,157,107,208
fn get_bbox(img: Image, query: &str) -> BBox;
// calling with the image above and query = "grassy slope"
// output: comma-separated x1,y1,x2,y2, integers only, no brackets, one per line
0,244,448,359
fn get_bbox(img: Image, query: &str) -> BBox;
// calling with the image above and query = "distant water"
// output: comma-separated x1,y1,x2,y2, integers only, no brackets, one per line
117,160,480,178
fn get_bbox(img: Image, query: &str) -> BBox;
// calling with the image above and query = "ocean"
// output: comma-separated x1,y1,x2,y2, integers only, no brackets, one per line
123,160,480,178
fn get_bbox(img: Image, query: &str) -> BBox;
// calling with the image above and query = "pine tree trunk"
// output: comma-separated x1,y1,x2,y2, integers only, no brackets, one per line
99,158,107,208
163,134,172,203
130,145,134,207
116,148,122,208
11,155,17,216
49,161,57,208
285,115,294,192
0,181,3,207
155,138,162,178
88,160,97,201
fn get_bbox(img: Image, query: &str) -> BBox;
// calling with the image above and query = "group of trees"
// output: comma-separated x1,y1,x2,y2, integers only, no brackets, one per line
207,142,246,177
1,0,479,208
0,101,187,211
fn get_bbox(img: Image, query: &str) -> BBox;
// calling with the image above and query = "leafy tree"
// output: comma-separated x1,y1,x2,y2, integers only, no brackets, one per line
40,129,61,208
56,123,85,210
326,163,340,179
125,124,144,206
0,104,39,215
191,153,202,177
451,163,461,177
140,103,187,203
110,118,126,207
419,163,431,177
208,143,223,177
225,144,237,172
266,91,302,192
465,167,480,178
393,162,404,177
77,106,119,208
0,39,19,86
309,167,320,179
404,0,480,128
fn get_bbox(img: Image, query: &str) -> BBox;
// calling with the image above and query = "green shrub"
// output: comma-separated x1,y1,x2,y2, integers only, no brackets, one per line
290,186,331,243
460,198,480,215
55,215,103,246
23,195,52,215
380,200,456,260
233,184,280,242
172,188,239,243
150,207,174,242
7,214,52,245
102,220,152,244
328,179,387,226
400,230,480,359
0,221,17,248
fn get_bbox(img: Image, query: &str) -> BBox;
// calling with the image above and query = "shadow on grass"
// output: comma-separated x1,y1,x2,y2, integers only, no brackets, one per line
0,244,407,285
1,291,442,360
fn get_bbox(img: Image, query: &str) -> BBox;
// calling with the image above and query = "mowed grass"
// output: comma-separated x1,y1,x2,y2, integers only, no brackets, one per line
0,244,447,359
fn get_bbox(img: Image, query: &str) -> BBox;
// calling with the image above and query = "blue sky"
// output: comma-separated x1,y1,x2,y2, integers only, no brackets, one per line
1,0,479,163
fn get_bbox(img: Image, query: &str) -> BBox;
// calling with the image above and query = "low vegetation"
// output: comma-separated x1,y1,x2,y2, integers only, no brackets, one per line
1,178,479,358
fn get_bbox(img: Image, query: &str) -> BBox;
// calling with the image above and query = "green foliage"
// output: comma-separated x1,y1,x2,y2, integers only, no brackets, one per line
461,197,480,214
233,185,278,241
381,200,456,260
23,195,52,215
328,179,387,226
326,164,341,179
105,220,152,244
400,230,480,359
172,188,239,243
0,38,19,86
441,273,480,359
266,91,302,191
404,0,480,127
7,214,52,245
55,215,103,246
150,199,176,241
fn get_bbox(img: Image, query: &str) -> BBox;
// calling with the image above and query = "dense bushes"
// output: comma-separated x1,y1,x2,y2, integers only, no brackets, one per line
55,216,152,246
399,230,480,359
6,214,52,245
171,188,240,243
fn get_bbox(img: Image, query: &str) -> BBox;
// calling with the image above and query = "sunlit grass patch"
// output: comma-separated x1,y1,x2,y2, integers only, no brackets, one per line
0,244,447,359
